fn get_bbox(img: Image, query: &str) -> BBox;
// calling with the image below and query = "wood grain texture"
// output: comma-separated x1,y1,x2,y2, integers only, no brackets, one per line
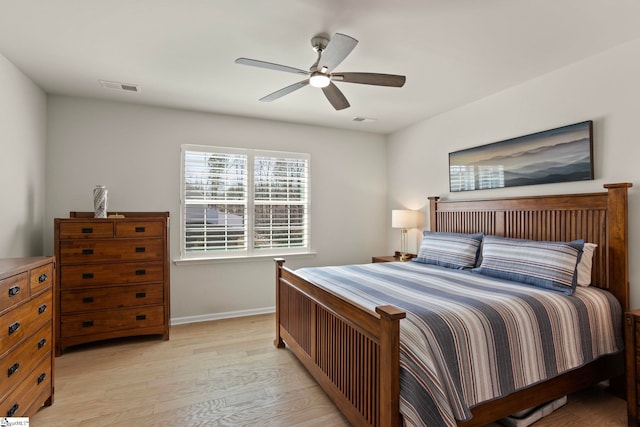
29,314,625,426
32,314,349,426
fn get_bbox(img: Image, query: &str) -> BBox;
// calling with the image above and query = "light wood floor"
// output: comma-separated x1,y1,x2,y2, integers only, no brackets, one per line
31,314,627,426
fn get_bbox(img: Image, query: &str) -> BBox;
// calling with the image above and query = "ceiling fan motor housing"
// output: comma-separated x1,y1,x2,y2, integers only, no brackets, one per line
311,33,330,52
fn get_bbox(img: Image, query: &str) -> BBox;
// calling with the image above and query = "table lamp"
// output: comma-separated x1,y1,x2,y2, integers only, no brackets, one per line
392,209,417,261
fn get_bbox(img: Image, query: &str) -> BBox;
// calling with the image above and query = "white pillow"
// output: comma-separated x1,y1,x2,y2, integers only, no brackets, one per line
577,243,597,286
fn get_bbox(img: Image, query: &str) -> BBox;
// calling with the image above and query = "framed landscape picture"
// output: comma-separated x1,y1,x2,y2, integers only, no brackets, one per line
449,120,594,192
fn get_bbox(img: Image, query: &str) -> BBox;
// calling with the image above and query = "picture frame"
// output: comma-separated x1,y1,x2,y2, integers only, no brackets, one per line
449,120,594,192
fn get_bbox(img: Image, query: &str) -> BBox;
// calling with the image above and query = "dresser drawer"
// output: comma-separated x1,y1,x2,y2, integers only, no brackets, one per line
0,322,52,402
61,305,164,338
59,222,114,239
0,272,28,313
59,238,164,263
60,283,165,313
116,221,164,238
0,290,51,353
60,261,164,289
29,263,53,295
0,353,51,417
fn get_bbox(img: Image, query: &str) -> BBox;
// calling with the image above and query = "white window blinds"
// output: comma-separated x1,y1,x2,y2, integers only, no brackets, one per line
181,145,310,258
254,155,309,250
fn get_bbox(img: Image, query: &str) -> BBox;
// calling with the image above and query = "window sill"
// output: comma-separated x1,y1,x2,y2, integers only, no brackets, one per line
173,251,317,266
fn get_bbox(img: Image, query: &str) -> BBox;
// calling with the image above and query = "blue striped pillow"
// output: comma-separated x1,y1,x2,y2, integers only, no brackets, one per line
412,231,483,270
473,235,583,295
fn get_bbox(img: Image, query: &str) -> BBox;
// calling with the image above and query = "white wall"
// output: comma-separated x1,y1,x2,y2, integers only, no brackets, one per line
45,96,387,321
387,38,640,308
0,53,47,258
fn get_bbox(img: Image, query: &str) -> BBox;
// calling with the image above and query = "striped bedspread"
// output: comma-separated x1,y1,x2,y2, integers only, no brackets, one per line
295,261,623,427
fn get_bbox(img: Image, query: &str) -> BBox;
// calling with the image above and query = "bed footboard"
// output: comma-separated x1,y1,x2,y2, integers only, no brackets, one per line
275,258,405,427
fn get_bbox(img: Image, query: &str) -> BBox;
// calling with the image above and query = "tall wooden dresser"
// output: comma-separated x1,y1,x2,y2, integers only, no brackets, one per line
54,212,170,355
0,257,55,417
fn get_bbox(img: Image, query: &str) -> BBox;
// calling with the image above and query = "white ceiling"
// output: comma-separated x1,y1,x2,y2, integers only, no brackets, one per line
2,0,640,134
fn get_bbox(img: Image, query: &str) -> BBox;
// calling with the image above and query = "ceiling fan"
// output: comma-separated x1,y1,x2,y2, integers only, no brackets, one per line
235,32,406,110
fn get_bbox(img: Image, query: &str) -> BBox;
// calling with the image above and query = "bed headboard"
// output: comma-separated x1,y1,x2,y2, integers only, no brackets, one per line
429,183,632,311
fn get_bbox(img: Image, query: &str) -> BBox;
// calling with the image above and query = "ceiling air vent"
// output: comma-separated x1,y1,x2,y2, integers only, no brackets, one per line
352,117,376,123
99,80,142,93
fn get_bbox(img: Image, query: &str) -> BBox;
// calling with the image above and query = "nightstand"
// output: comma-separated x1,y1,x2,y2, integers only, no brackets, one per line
625,310,640,426
372,254,416,263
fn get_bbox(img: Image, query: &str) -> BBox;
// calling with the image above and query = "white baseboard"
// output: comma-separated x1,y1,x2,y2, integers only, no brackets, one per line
170,306,275,326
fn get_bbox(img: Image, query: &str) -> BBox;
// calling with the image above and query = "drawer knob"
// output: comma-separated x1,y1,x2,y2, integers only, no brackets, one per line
7,362,19,377
37,372,47,385
135,292,146,298
82,248,94,255
8,322,20,335
7,403,19,417
8,285,20,297
82,296,94,303
135,269,146,276
135,226,146,233
136,314,146,321
38,304,47,314
135,247,146,253
81,227,93,233
82,273,94,279
38,273,48,283
38,338,47,349
82,320,94,328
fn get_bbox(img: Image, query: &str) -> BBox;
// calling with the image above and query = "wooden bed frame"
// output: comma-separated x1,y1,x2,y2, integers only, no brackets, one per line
274,183,631,427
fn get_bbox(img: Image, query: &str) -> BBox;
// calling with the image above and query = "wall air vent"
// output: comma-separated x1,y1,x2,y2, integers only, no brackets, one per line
99,80,142,93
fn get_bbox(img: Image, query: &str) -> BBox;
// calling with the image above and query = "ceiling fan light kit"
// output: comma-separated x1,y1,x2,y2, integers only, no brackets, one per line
235,32,406,110
309,72,330,88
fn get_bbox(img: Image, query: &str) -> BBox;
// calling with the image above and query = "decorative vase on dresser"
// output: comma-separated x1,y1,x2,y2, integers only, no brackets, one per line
0,256,55,417
54,212,170,355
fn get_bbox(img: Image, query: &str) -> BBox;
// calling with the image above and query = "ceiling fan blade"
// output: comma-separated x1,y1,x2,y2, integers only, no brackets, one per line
260,80,310,102
322,82,350,110
332,72,406,87
318,33,358,72
235,58,310,76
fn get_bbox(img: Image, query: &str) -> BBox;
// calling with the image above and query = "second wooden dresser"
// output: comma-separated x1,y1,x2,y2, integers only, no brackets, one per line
0,257,55,417
54,212,170,355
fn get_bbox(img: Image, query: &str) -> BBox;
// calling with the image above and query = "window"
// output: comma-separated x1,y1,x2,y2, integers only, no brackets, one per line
181,145,310,259
449,164,505,191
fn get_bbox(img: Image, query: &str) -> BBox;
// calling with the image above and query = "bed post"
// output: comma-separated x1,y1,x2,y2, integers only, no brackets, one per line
377,305,406,427
604,183,631,399
428,196,439,231
604,183,632,313
274,258,285,348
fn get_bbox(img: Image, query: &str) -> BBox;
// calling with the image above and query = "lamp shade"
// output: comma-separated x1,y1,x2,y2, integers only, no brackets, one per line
391,209,417,229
